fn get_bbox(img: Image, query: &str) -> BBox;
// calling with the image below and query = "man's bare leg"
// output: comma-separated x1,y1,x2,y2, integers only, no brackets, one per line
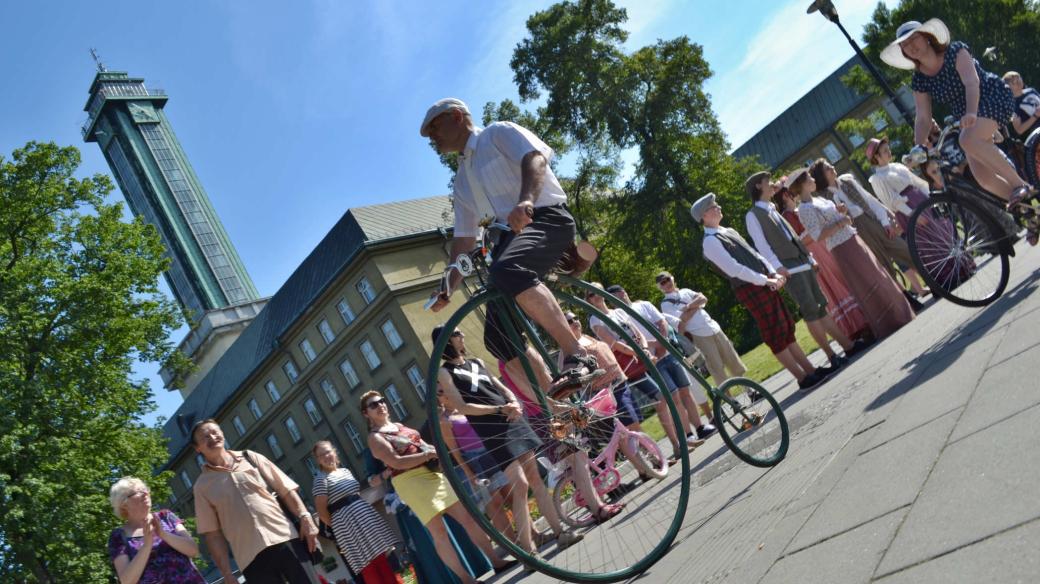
514,283,583,357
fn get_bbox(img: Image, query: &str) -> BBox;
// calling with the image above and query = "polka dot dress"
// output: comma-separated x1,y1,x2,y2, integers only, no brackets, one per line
912,41,1014,123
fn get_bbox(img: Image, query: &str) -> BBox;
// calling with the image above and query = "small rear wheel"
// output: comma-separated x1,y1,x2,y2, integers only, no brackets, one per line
627,432,668,480
712,378,789,468
907,192,1010,307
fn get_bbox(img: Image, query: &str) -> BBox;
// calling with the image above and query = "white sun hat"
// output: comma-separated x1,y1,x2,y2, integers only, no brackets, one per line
880,18,951,70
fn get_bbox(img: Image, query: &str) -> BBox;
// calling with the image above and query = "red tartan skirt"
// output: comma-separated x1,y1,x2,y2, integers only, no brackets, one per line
734,284,796,354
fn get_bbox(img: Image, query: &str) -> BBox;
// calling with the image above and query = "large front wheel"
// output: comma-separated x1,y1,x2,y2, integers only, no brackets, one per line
426,286,690,582
907,192,1011,307
712,378,789,468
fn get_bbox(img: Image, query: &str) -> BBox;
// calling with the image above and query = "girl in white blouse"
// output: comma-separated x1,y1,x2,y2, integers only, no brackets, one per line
789,168,915,340
866,137,932,233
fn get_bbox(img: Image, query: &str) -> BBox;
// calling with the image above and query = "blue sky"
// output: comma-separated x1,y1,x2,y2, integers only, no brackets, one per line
1,0,892,425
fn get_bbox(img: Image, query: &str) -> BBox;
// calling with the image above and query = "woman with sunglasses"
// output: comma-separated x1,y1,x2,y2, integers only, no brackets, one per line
363,391,515,584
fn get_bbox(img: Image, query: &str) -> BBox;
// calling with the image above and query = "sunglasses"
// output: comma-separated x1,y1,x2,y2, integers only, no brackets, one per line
451,330,464,337
566,317,578,324
365,398,387,410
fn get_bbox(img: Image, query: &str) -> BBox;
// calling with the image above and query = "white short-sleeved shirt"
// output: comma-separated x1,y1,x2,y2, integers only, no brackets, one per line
589,307,639,344
453,122,568,237
660,289,722,337
625,300,666,342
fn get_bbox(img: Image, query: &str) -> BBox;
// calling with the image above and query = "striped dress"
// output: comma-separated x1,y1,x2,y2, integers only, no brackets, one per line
313,468,399,572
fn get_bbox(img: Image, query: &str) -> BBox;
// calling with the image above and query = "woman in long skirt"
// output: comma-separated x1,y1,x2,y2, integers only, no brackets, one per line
773,184,871,341
788,168,915,339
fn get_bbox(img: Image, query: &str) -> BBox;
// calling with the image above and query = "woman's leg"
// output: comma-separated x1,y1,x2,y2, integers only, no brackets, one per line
502,461,535,552
519,451,566,535
567,450,604,514
960,119,1028,200
425,514,478,584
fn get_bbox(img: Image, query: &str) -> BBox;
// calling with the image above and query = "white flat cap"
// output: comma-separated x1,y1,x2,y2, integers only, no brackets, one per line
420,98,471,137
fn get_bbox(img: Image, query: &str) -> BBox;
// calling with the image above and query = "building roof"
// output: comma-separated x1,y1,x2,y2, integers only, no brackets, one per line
732,57,869,168
162,195,453,460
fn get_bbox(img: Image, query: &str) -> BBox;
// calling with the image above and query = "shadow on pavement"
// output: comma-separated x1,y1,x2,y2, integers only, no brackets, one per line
864,268,1040,413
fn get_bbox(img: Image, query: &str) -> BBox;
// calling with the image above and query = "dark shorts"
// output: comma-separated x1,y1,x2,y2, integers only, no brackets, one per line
655,355,691,392
484,204,576,361
242,541,311,584
785,270,828,321
613,383,643,427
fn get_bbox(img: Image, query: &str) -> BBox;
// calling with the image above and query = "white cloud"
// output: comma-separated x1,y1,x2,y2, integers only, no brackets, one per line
711,0,894,151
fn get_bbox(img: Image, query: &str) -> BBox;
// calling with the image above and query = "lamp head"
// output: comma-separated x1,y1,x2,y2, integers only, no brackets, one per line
807,0,839,23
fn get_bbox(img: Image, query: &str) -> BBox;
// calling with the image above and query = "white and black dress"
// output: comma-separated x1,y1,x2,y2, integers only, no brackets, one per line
445,358,542,469
313,468,398,573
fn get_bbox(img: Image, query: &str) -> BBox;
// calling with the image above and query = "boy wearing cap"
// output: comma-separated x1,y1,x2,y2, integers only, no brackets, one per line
692,194,828,391
608,284,717,440
655,271,747,397
420,98,599,391
745,171,861,369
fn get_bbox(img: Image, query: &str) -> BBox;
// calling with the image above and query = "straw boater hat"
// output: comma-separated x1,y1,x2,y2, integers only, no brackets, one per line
782,167,811,190
880,19,951,70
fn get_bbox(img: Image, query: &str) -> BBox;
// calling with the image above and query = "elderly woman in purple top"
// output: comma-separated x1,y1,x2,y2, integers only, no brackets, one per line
108,477,204,584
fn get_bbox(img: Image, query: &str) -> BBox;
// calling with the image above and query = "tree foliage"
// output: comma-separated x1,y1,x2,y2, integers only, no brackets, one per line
0,142,190,582
510,0,769,350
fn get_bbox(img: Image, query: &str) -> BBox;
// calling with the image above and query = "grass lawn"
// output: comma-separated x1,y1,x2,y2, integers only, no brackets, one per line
639,319,818,442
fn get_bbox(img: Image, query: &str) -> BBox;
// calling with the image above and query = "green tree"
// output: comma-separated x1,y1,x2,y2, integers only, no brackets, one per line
511,0,770,350
0,142,190,582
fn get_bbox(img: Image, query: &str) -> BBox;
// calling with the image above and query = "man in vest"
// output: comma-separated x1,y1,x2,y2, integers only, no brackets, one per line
744,171,867,369
694,193,830,392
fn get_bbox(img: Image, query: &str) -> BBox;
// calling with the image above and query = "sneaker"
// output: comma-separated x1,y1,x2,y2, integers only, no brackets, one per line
686,436,706,449
556,531,584,549
814,364,838,378
829,354,848,369
695,424,717,439
844,338,870,358
746,388,764,404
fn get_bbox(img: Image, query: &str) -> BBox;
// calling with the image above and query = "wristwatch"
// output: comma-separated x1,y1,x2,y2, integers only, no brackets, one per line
496,405,504,414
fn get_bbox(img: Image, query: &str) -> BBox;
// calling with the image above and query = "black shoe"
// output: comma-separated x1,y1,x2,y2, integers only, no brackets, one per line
844,338,870,358
829,354,848,369
746,388,764,404
695,424,717,439
814,364,838,378
798,371,824,392
904,290,925,313
549,354,605,399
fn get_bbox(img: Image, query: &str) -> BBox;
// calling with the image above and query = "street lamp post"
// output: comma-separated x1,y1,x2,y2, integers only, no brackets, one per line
807,0,915,126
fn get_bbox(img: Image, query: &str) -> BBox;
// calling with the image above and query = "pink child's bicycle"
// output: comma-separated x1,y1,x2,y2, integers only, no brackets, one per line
544,386,669,528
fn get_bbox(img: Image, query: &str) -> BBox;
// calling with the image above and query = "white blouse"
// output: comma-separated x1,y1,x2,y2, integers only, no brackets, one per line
798,197,856,251
868,163,930,217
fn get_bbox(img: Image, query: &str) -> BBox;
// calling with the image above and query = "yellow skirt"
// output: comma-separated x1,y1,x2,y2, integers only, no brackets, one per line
393,466,458,525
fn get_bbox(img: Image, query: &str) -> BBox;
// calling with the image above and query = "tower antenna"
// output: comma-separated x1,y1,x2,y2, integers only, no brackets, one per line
89,48,107,72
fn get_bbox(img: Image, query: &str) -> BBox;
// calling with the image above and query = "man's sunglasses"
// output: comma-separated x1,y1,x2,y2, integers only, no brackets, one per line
365,398,387,410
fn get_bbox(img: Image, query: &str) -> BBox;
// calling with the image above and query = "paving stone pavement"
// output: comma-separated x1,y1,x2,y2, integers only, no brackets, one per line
509,243,1040,584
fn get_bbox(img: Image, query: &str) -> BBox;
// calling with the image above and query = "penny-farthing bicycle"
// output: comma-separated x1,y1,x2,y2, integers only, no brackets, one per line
424,222,789,582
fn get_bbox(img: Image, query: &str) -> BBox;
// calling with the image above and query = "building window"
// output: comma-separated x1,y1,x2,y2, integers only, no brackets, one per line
360,340,381,370
343,420,364,454
283,360,299,383
319,378,341,406
232,415,246,437
265,380,281,403
336,298,356,325
385,384,407,419
196,453,206,470
299,339,317,363
304,456,320,477
405,364,426,399
356,277,376,304
318,319,336,344
248,398,263,420
180,470,192,490
849,133,865,147
339,359,361,389
285,416,302,443
822,142,843,163
169,491,178,505
872,110,889,131
304,398,322,425
266,433,284,459
381,319,404,351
